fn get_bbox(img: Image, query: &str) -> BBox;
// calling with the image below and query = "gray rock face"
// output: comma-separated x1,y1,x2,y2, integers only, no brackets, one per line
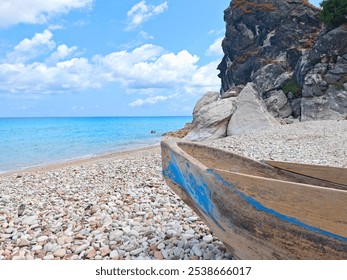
251,64,286,93
220,85,243,99
296,25,347,87
192,92,219,116
215,0,346,123
301,85,347,121
218,0,321,92
185,92,236,141
227,83,280,136
297,24,347,120
264,90,292,119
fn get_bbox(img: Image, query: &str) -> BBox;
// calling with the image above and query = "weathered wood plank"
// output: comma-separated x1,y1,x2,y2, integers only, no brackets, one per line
179,141,347,190
265,160,347,187
161,139,347,259
216,169,347,237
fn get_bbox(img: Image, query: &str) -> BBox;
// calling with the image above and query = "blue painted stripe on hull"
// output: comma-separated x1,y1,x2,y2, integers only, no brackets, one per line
163,152,223,229
209,170,347,242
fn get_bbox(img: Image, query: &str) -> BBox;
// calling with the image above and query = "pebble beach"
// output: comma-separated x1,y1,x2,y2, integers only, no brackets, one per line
0,147,232,260
1,119,346,260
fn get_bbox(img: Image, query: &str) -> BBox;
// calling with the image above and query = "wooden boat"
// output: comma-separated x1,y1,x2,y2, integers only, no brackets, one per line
161,139,347,259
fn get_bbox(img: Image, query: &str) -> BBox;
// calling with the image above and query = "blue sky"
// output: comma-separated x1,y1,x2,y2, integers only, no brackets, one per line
0,0,321,117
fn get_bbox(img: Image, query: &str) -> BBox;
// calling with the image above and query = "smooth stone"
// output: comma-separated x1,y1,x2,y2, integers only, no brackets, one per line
5,227,14,234
17,238,30,247
100,246,111,257
130,248,143,256
86,248,97,259
43,243,53,252
192,244,203,257
161,249,169,259
173,247,183,257
110,250,119,259
127,230,139,238
182,234,194,240
12,256,26,260
37,236,49,243
74,243,90,254
177,240,186,249
22,216,38,226
32,245,42,251
154,251,163,260
202,235,213,243
110,230,123,239
122,226,131,233
53,249,66,258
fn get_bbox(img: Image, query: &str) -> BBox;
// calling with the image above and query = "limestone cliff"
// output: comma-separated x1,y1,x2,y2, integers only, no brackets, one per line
185,0,347,141
217,0,347,122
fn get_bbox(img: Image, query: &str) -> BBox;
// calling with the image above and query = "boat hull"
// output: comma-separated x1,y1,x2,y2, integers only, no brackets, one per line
161,139,347,259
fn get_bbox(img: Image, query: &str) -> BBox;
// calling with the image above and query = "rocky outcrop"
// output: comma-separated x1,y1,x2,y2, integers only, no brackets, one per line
184,84,280,140
218,0,321,92
217,0,347,122
227,83,280,135
296,24,347,120
184,92,237,141
184,1,347,141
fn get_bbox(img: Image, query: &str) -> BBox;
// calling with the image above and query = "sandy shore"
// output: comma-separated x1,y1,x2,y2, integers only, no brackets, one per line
0,145,232,260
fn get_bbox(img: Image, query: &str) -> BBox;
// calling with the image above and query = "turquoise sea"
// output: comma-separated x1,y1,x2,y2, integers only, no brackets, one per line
0,116,191,174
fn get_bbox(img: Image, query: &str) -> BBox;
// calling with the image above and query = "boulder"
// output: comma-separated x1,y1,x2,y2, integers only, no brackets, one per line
251,64,286,93
220,85,243,99
185,93,237,141
192,91,219,116
301,85,347,121
227,83,280,136
264,90,292,119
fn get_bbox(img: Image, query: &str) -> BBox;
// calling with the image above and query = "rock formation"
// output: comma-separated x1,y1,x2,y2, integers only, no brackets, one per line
218,0,347,122
296,24,347,120
185,92,237,141
184,0,347,141
227,83,280,135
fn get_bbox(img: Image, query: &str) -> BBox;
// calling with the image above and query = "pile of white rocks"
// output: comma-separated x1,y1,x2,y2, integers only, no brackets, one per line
205,120,347,168
0,148,233,260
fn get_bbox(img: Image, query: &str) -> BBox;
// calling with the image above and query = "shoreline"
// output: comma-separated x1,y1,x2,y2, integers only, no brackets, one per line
0,144,161,177
0,139,232,260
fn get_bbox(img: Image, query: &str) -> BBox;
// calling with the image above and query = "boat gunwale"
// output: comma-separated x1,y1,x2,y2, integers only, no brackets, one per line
161,139,347,259
163,139,347,193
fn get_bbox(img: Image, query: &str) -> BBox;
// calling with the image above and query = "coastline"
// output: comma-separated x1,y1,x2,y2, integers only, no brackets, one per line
1,119,346,260
0,144,161,177
0,141,232,260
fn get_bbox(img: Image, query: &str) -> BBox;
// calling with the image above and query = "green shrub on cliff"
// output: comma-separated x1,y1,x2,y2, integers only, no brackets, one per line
319,0,347,28
282,78,302,98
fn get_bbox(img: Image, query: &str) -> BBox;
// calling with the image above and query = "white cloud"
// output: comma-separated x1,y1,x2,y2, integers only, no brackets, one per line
46,44,78,64
138,31,154,40
94,44,199,88
191,60,221,88
129,95,172,107
206,37,224,56
0,30,221,103
7,30,56,63
126,1,168,30
0,0,93,28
